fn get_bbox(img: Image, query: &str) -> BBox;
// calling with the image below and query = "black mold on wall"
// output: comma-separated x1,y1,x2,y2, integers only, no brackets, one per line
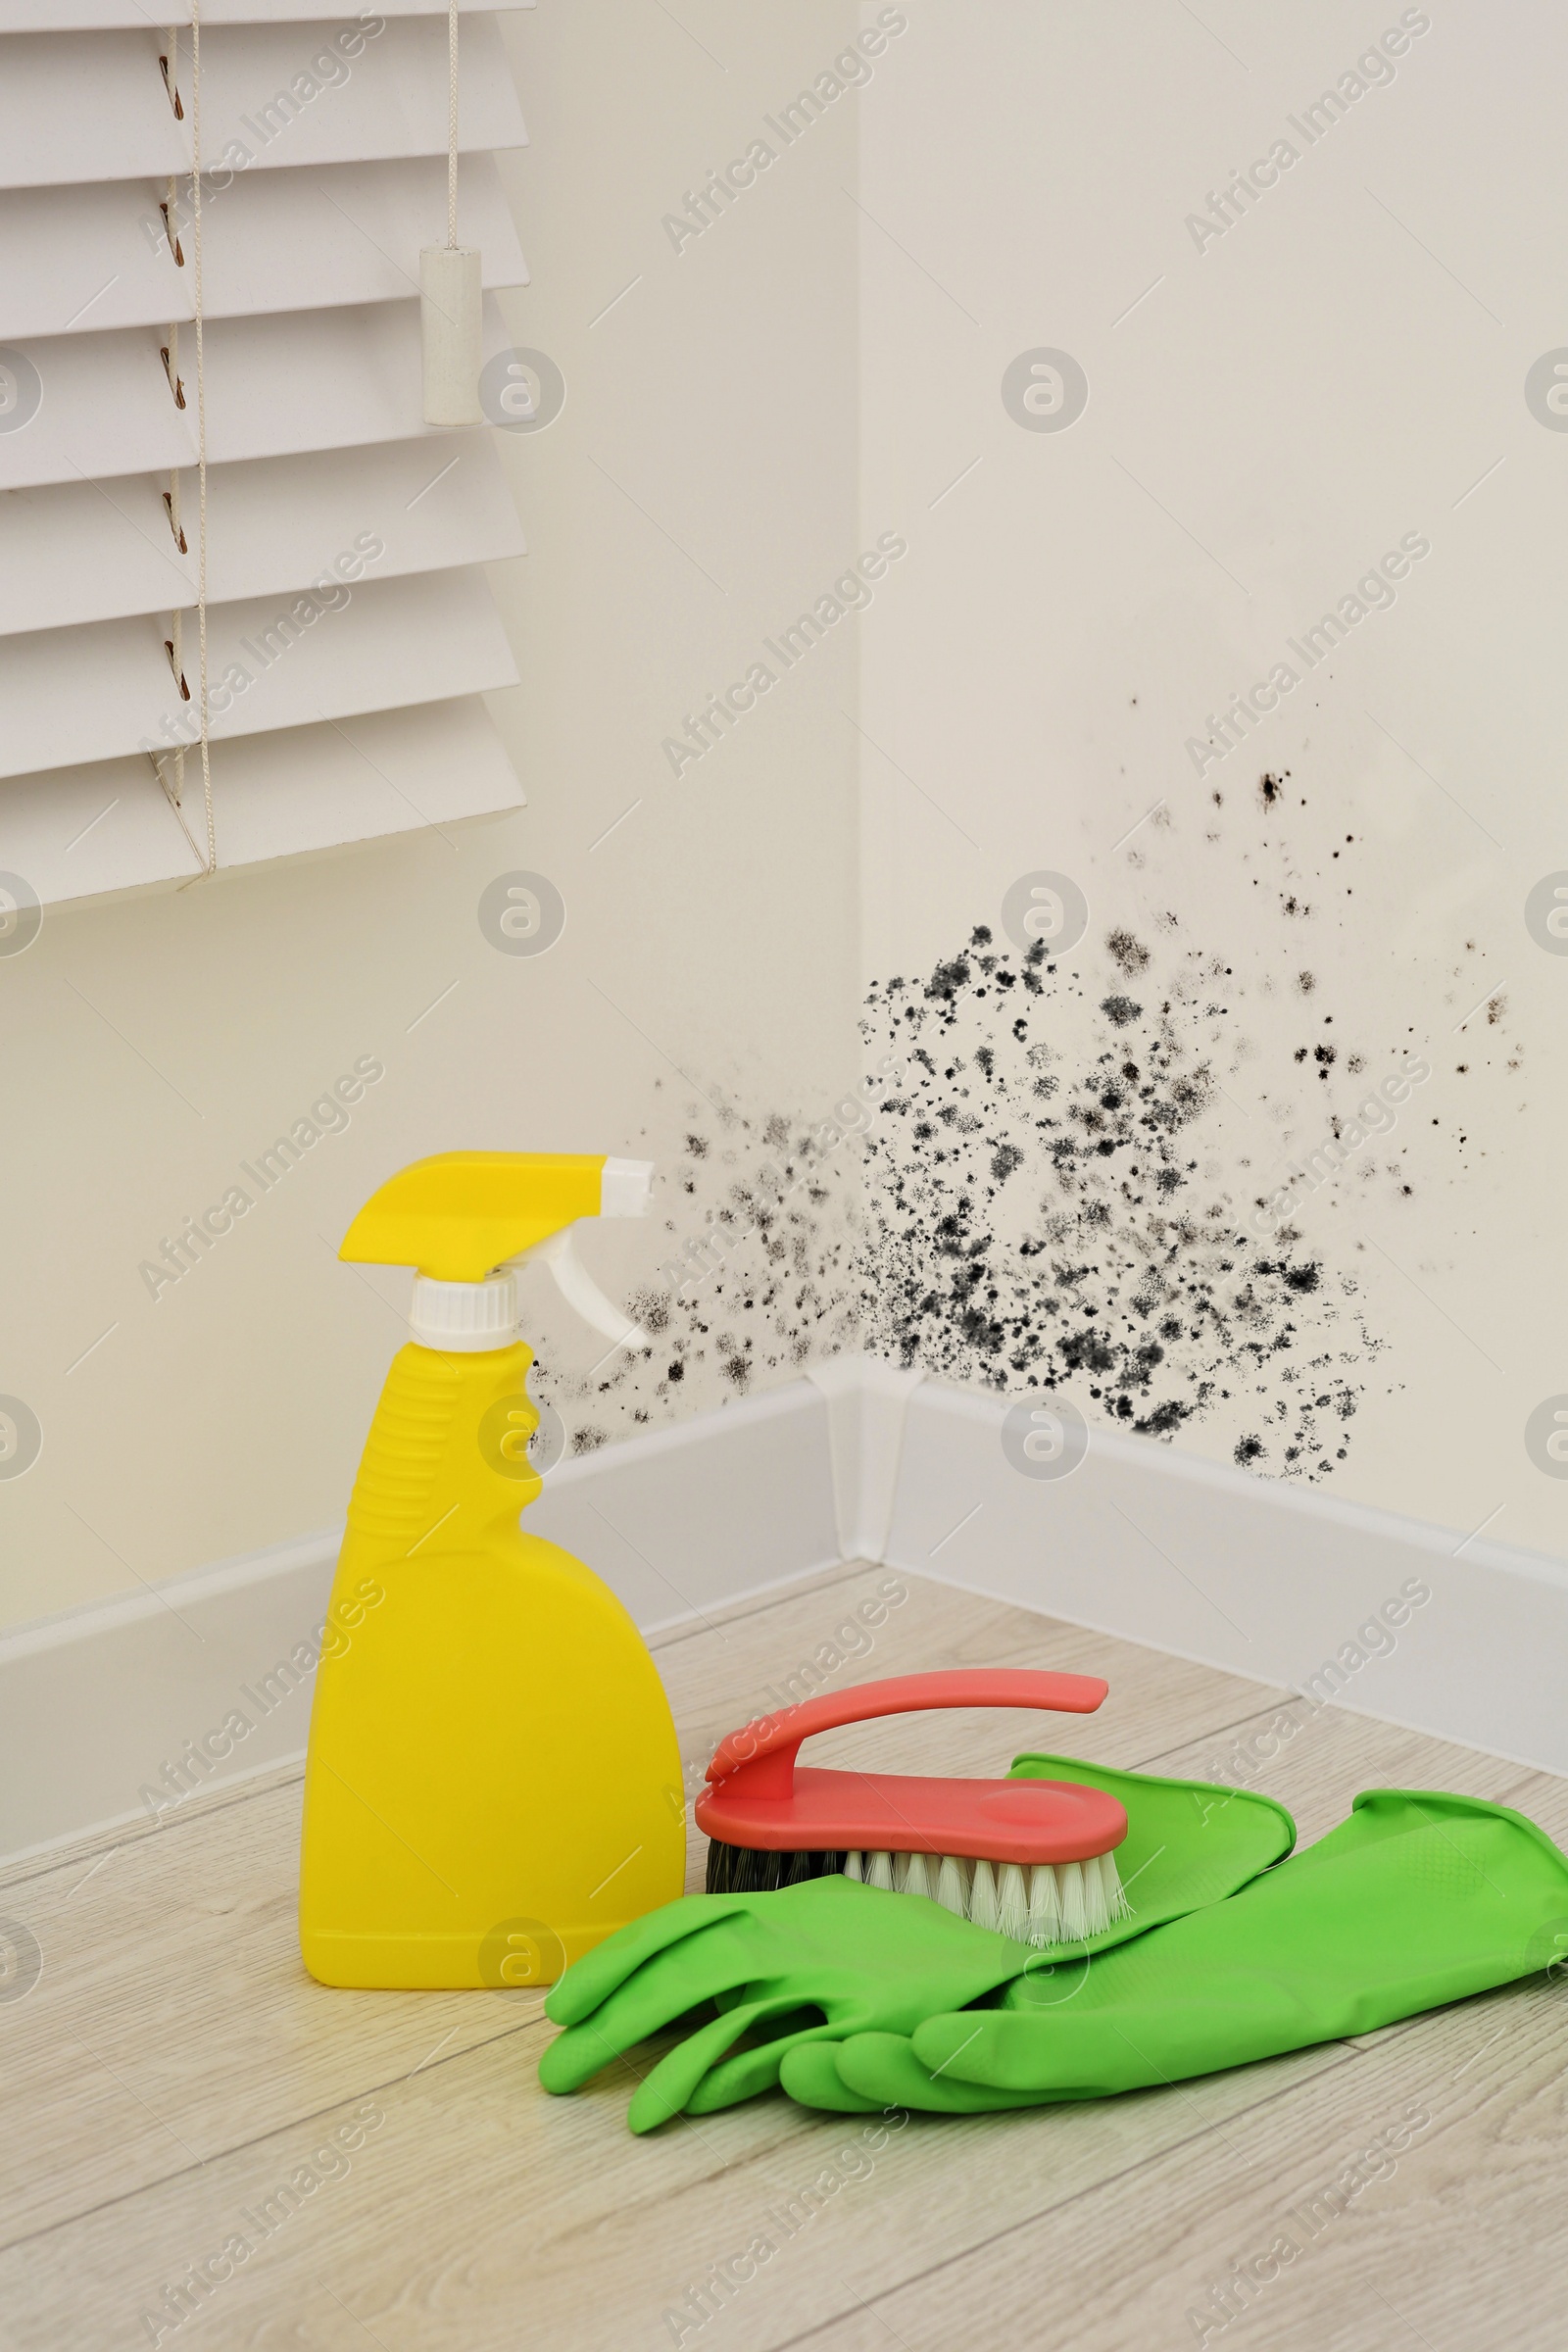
858,922,1383,1482
538,772,1515,1487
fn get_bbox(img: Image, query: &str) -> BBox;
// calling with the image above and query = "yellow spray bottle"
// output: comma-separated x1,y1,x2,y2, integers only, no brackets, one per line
299,1151,684,1989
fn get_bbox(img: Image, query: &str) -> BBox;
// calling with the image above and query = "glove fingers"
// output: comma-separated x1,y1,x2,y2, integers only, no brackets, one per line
776,2042,884,2113
838,2031,1050,2112
539,2011,635,2096
540,1927,757,2092
545,1893,751,2026
688,2012,859,2114
911,2010,1020,2085
913,2007,1118,2094
627,1996,804,2134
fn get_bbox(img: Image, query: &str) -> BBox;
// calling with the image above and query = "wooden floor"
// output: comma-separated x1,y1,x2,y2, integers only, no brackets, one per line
2,1561,1565,2352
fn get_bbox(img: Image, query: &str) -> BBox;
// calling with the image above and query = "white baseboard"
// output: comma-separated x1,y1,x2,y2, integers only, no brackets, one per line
807,1353,926,1561
883,1380,1568,1778
531,1375,840,1631
5,1359,1564,1866
0,1378,839,1869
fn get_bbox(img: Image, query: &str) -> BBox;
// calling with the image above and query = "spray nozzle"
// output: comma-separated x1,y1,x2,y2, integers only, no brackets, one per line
340,1152,655,1354
504,1159,653,1350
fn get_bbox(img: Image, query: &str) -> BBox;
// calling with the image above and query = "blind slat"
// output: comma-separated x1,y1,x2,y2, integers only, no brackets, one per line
0,431,525,634
0,697,524,907
0,19,525,190
0,566,519,776
1,156,527,339
0,32,185,189
0,296,518,491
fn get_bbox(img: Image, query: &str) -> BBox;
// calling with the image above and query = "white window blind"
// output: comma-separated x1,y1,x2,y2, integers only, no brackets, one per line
0,5,533,906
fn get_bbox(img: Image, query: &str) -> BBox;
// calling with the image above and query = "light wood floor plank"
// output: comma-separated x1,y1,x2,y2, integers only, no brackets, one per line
0,1564,1560,2351
1139,1692,1532,1845
791,1974,1568,2352
0,1564,1283,2249
0,1989,1354,2351
0,1775,542,2249
653,1558,1293,1796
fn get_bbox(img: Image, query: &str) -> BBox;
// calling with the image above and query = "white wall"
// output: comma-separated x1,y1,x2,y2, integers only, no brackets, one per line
0,2,865,1632
5,0,1562,1645
856,1,1568,1555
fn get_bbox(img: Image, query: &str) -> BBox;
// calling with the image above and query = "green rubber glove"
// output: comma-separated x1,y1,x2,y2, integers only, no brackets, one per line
539,1875,1030,2132
539,1756,1294,2132
779,1791,1568,2116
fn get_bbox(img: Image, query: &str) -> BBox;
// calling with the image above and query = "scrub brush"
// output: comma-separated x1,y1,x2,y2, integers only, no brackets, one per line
695,1670,1131,1948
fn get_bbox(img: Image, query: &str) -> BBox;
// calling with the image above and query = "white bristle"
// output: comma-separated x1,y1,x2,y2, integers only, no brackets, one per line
1058,1859,1090,1940
934,1852,970,1918
968,1856,1001,1932
847,1838,1132,1948
997,1862,1030,1941
902,1850,935,1902
1027,1863,1063,1947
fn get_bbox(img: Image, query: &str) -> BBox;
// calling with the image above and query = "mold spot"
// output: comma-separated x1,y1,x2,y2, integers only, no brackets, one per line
1107,928,1152,977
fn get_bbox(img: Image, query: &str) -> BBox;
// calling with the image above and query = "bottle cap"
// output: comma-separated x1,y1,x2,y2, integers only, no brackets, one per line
410,1271,518,1353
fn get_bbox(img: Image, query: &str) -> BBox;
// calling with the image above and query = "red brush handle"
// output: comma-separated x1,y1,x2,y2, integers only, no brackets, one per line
705,1669,1107,1801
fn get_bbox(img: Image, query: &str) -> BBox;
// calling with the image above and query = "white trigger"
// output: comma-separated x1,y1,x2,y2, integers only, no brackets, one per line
523,1229,650,1351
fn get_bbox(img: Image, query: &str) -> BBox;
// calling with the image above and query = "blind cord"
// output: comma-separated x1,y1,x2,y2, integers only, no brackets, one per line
448,0,459,247
190,0,215,878
154,44,201,859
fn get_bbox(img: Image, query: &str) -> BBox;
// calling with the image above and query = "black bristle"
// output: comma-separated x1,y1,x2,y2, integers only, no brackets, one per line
705,1841,846,1895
